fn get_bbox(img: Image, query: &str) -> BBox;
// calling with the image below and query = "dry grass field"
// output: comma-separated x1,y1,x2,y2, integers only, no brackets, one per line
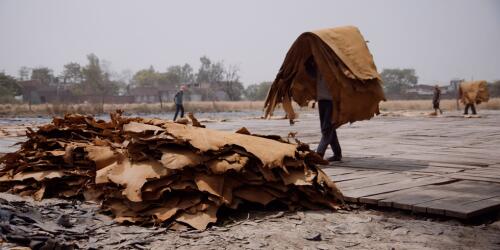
379,98,500,111
0,98,499,117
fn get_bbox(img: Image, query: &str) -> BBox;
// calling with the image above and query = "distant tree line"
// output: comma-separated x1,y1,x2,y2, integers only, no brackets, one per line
380,68,418,98
0,73,21,103
0,54,278,103
6,61,497,104
380,68,500,99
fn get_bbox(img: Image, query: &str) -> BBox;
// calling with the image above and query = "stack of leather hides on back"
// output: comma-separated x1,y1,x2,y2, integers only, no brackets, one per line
264,25,385,128
459,80,490,105
0,111,344,230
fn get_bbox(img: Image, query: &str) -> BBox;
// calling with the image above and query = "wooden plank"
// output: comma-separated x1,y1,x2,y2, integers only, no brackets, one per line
448,173,500,183
392,154,494,167
379,186,458,210
459,168,500,175
412,181,500,218
406,166,465,175
428,162,482,170
334,162,426,172
346,176,451,203
336,173,417,191
330,171,390,182
332,157,428,171
321,168,359,176
448,196,500,218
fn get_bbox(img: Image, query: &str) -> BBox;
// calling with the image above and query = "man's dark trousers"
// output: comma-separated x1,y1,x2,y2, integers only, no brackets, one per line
173,104,184,121
464,104,477,115
316,100,342,158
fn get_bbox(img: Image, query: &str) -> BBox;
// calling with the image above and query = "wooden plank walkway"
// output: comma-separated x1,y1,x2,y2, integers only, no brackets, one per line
207,110,500,219
325,158,500,219
316,112,500,219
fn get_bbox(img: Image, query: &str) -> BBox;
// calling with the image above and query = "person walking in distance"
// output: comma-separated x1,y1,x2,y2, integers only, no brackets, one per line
305,57,342,161
173,85,186,121
433,85,443,115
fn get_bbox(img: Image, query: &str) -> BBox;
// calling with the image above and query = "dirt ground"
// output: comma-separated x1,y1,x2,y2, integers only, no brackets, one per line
1,192,499,250
1,110,500,249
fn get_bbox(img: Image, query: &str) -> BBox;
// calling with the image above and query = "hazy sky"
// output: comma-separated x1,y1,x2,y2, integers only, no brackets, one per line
1,0,499,86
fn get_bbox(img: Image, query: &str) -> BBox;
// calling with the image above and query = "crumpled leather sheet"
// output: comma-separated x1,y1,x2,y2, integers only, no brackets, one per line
0,111,344,230
459,80,490,105
264,25,385,128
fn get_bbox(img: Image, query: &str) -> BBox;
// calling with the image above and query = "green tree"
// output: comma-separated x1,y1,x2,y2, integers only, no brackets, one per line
196,56,224,84
221,64,243,101
162,63,194,86
81,53,119,96
82,54,103,92
380,68,418,94
31,67,54,85
132,66,159,87
62,62,83,84
245,81,272,101
0,72,21,103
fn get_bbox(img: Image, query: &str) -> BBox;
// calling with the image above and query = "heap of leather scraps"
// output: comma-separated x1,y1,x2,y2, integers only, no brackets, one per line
0,112,344,230
264,26,385,128
459,80,490,105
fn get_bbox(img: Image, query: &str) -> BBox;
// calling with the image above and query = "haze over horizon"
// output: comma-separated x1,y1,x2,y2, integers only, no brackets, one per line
1,0,499,86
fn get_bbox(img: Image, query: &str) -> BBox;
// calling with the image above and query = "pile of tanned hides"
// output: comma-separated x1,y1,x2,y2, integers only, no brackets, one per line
264,26,385,128
459,80,490,105
0,111,344,230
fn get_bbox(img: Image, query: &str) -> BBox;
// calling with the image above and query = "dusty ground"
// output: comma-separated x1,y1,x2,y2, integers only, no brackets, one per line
1,192,499,250
1,110,500,249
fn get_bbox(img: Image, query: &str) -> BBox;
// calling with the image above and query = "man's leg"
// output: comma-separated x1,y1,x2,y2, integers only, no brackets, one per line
471,104,477,115
173,104,180,120
326,101,341,160
180,105,185,118
464,104,470,115
316,100,332,157
329,128,342,160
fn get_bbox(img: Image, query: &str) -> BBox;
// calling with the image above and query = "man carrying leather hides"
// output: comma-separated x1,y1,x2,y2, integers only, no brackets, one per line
264,26,385,161
305,57,342,161
459,80,489,115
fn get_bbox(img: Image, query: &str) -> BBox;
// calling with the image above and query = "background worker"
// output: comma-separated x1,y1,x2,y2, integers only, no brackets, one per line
173,85,186,121
433,85,443,115
305,57,342,161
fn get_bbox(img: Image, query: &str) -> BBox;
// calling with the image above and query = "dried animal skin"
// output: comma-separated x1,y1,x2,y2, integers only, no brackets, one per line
176,202,218,230
107,158,169,202
0,111,344,231
160,148,204,170
459,80,490,105
0,170,65,182
194,173,225,197
264,26,385,127
85,145,118,170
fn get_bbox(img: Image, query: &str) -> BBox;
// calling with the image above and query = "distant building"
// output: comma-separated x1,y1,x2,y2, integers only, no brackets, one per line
187,81,232,101
405,84,436,95
17,80,73,104
128,86,203,103
129,86,161,103
448,79,464,93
